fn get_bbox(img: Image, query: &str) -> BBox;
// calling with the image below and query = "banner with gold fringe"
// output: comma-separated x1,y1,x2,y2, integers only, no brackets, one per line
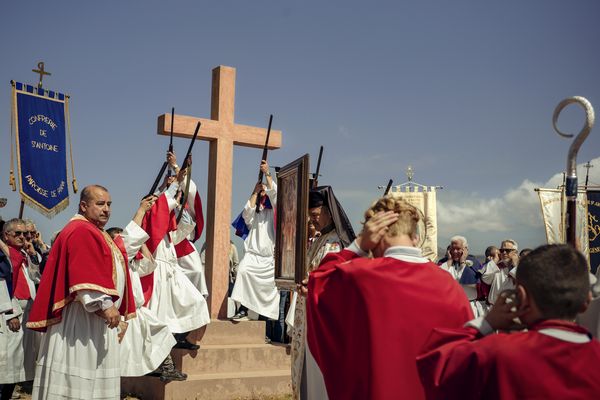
10,81,76,217
537,187,589,265
389,186,438,262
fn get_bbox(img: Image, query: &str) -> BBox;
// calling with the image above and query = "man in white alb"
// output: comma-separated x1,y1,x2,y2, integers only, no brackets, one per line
230,160,280,322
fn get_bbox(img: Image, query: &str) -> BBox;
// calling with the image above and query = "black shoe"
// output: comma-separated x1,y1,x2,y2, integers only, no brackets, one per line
231,310,249,321
174,339,200,350
159,368,187,382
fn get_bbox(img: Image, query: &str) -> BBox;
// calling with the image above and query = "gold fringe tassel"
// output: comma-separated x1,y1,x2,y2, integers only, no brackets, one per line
9,82,17,191
65,97,77,193
21,195,69,219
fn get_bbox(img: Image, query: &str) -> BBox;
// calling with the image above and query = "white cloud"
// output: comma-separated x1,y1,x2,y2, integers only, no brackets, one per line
437,157,600,250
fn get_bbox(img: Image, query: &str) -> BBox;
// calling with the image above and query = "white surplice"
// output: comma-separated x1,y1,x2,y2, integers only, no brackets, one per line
481,260,515,305
119,254,176,375
173,179,209,297
32,220,144,400
0,297,25,384
230,183,280,320
146,184,210,333
1,249,41,384
439,261,486,317
176,242,209,297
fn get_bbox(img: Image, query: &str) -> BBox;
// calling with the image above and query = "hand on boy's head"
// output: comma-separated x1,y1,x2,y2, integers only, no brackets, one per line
358,211,399,252
485,290,526,331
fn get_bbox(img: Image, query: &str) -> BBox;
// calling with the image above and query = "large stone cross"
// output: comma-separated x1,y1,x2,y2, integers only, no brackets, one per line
157,65,282,319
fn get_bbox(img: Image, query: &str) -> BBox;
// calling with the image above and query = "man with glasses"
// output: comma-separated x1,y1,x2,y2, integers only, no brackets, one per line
23,220,49,265
482,239,519,305
0,218,39,399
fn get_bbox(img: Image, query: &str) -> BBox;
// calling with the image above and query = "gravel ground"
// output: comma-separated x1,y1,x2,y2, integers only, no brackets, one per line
12,384,292,400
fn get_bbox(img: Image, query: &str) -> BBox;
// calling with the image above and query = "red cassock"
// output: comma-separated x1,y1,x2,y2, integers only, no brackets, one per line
26,217,136,331
307,248,474,400
8,245,31,300
417,319,600,400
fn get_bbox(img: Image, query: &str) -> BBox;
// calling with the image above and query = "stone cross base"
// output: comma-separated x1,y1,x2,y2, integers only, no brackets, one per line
121,320,292,399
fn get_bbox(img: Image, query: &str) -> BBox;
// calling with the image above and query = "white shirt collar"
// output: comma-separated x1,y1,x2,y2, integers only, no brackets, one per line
384,246,429,263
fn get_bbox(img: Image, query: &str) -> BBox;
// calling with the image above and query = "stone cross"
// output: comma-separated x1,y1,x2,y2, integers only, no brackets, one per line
157,65,282,319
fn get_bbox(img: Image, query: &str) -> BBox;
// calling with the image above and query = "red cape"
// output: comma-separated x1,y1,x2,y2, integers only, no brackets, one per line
8,245,30,300
138,193,176,305
307,249,473,400
174,239,196,258
173,185,205,258
26,216,136,331
417,320,600,400
186,182,204,242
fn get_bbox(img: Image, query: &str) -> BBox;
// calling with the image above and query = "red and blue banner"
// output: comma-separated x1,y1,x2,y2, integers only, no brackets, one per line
11,81,74,217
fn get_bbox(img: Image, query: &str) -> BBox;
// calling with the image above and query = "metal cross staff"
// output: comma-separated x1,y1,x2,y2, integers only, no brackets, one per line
32,62,51,89
553,96,595,246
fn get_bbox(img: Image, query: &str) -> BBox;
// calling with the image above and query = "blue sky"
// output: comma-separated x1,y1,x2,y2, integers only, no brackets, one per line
1,0,600,254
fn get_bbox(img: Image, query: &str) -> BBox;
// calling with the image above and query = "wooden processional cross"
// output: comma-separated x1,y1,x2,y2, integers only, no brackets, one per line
157,66,282,319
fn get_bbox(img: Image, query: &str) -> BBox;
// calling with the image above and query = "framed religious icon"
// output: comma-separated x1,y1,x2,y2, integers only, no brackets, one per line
275,154,309,289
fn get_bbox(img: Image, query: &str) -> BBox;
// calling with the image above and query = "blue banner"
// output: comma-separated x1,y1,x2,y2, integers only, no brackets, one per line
587,190,600,274
12,82,70,217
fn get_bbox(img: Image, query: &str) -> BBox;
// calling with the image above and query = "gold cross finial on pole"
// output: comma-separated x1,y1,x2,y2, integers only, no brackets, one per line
32,62,51,89
406,165,414,182
585,161,594,188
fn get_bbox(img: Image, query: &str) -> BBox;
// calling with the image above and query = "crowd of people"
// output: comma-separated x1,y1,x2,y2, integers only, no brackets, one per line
302,196,600,399
2,151,600,400
0,151,212,399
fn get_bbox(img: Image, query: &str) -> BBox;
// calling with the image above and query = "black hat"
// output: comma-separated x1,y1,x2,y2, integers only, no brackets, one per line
309,190,326,209
310,186,356,248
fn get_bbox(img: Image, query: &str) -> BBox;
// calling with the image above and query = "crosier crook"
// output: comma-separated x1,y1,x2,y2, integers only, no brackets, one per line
553,96,595,246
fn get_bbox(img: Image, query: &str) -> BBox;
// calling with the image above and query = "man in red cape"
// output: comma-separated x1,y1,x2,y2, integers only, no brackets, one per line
306,196,473,400
417,244,600,400
27,185,141,399
1,218,40,398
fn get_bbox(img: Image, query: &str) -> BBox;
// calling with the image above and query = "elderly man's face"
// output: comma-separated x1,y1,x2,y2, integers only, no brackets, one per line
80,188,112,229
24,223,37,242
450,240,465,262
4,223,26,249
309,206,331,231
499,241,517,262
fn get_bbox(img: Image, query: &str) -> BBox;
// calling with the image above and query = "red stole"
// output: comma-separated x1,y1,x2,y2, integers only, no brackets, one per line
174,239,195,258
189,188,204,242
26,216,136,332
8,245,31,300
138,193,176,306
